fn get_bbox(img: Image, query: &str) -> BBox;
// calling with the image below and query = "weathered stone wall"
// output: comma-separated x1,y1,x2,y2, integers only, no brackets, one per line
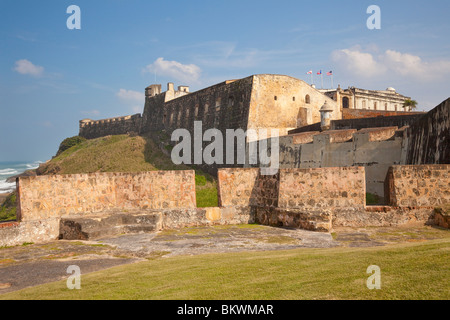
0,219,60,247
17,171,196,221
218,167,365,232
278,167,366,210
79,114,142,139
404,98,449,165
385,164,450,207
342,108,423,120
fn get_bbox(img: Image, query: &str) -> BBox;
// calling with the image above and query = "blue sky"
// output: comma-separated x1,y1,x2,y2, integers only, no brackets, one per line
1,0,449,162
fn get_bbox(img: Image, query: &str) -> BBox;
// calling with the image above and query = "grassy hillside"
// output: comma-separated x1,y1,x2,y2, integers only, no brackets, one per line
37,134,218,208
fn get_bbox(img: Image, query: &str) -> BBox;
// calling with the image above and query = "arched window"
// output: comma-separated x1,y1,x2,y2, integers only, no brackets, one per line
204,103,209,117
374,102,378,110
362,100,366,109
305,95,311,104
342,97,349,109
194,104,199,118
385,103,388,111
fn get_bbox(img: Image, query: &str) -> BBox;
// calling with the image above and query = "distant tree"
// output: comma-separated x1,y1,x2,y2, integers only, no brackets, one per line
403,99,418,111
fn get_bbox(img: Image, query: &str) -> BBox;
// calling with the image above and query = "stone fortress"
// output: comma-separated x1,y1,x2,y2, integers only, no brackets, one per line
1,74,449,246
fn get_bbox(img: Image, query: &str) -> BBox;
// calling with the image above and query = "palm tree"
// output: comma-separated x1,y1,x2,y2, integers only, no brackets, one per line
403,99,418,111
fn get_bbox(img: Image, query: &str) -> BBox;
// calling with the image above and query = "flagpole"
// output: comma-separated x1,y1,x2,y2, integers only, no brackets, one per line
331,74,334,89
321,73,323,89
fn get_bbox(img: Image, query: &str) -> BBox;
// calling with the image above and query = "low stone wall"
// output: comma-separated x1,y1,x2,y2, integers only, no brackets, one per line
17,171,196,222
385,164,450,207
278,167,366,210
0,219,60,247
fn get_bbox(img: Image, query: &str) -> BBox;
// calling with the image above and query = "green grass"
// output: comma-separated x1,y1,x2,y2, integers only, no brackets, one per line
1,239,448,300
366,193,381,205
0,193,17,222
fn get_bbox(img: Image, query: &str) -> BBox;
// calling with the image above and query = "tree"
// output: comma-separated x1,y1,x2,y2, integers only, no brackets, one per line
403,99,418,111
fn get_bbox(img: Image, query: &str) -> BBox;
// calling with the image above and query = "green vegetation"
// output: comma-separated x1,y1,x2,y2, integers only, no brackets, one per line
366,193,381,205
56,136,87,157
402,99,418,111
38,134,219,208
2,239,448,300
0,193,17,222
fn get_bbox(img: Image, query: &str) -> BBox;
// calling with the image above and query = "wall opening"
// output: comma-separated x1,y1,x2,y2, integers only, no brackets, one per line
342,97,349,109
305,95,311,104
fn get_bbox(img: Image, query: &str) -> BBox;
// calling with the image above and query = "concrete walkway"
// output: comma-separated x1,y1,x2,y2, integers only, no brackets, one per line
0,223,448,295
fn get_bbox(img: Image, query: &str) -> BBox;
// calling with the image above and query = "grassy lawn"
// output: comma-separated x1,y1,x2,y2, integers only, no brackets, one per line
2,239,448,300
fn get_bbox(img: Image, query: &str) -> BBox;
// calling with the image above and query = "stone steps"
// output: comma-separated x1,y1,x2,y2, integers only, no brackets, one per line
59,212,161,240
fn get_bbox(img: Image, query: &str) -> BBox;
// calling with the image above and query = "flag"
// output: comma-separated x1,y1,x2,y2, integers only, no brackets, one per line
327,71,333,76
306,70,312,74
317,70,322,75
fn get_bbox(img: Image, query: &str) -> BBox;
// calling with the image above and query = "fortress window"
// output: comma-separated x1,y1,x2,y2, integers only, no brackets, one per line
195,104,199,118
342,97,349,109
374,102,377,110
362,100,366,109
216,97,221,108
305,95,310,104
204,103,209,117
170,113,174,126
395,104,398,111
228,96,234,107
385,103,388,111
293,97,296,101
274,96,278,101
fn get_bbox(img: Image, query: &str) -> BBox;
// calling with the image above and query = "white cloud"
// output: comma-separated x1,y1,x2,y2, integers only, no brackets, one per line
116,89,144,102
331,47,385,78
14,59,44,77
143,57,201,84
331,47,450,81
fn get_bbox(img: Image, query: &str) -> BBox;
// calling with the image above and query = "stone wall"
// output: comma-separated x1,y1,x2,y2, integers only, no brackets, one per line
79,114,142,139
342,108,424,120
404,98,449,165
278,167,366,210
385,164,450,207
218,167,365,232
17,171,196,221
251,126,405,197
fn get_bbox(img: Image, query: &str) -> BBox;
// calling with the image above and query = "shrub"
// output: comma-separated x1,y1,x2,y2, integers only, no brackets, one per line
56,136,87,156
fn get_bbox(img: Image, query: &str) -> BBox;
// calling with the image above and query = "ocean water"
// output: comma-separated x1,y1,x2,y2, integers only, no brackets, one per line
0,161,43,193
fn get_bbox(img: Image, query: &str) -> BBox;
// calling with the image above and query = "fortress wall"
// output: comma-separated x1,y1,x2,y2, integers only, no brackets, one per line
248,75,340,135
79,114,142,139
143,77,253,135
385,164,450,207
17,170,196,222
404,98,450,165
